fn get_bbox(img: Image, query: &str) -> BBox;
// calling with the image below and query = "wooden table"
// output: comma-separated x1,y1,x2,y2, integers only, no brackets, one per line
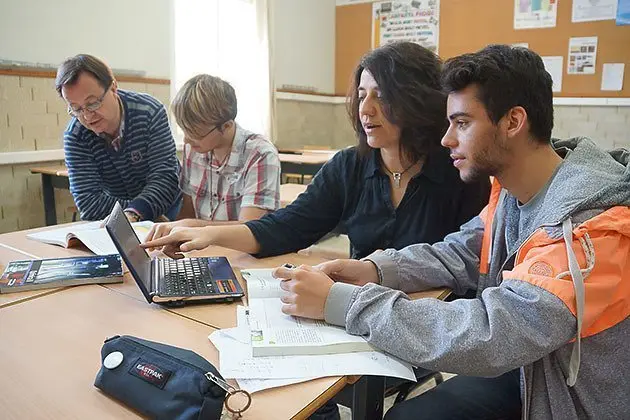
0,223,448,419
0,238,358,419
279,152,337,183
279,148,339,155
30,165,69,226
280,183,307,207
30,165,309,224
0,285,356,419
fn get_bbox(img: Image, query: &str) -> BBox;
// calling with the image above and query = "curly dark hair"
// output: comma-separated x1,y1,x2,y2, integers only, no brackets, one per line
441,44,554,144
347,42,447,163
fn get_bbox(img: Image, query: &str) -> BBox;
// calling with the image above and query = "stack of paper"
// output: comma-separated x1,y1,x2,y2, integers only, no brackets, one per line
209,307,415,393
208,270,416,394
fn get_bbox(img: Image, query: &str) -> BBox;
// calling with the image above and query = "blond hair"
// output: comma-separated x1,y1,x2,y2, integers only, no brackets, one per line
172,74,237,137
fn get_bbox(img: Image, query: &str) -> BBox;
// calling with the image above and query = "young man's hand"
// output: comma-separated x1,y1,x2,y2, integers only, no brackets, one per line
313,259,379,286
273,265,334,320
141,226,214,259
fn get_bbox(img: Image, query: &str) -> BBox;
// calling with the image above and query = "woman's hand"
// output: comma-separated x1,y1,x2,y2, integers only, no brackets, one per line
141,226,214,259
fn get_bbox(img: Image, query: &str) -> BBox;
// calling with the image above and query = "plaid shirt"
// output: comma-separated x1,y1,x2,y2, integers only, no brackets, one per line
180,124,281,221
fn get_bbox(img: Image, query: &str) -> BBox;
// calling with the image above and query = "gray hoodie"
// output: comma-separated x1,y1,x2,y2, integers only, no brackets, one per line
325,137,630,419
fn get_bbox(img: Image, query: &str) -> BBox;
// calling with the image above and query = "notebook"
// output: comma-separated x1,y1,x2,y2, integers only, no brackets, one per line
27,220,154,255
241,268,373,357
0,254,123,294
105,202,244,306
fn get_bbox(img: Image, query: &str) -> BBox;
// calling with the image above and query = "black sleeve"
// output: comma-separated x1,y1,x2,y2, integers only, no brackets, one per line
244,152,347,257
456,177,491,228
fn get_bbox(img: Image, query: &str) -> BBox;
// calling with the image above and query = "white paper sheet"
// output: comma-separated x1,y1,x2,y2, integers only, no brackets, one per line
572,0,618,22
209,329,416,381
542,56,564,93
601,63,625,91
235,377,319,394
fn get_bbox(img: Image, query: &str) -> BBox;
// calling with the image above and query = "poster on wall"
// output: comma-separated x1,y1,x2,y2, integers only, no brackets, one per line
617,0,630,25
514,0,558,29
567,36,598,75
572,0,618,22
542,56,564,92
372,0,440,53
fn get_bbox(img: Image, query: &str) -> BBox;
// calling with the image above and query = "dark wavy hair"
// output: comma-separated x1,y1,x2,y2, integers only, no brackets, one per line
441,45,553,144
347,42,447,163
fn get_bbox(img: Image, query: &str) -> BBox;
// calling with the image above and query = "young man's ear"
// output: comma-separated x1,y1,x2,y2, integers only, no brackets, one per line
221,120,234,132
111,79,119,95
505,106,528,139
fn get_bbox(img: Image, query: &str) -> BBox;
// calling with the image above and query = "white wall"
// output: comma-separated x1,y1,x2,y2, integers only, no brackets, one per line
0,0,172,78
271,0,336,94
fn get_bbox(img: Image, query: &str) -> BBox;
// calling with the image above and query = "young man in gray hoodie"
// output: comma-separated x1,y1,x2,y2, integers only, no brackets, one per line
274,45,630,419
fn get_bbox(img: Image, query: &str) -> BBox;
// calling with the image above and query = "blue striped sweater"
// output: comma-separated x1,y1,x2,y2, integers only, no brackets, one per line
63,89,181,221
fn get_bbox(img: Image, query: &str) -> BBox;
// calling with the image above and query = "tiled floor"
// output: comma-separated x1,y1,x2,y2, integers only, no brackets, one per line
338,373,456,419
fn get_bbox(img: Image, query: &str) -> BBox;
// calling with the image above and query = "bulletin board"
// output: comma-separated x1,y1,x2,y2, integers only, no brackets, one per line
335,0,630,97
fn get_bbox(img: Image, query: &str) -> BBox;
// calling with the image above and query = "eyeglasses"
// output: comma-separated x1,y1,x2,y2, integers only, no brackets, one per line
199,125,220,138
186,125,220,142
67,84,112,117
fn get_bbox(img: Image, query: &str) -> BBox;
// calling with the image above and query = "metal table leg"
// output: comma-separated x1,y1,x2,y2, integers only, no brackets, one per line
332,375,386,420
41,174,57,226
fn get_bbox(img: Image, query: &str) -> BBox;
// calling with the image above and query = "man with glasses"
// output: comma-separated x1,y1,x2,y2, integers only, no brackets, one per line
55,54,181,222
144,74,280,245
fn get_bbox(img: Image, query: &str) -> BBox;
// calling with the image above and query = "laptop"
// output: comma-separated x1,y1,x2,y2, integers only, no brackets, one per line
105,202,244,305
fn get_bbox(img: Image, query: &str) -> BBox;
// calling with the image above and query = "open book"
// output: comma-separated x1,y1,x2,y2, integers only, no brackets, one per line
27,221,154,255
240,268,373,357
0,254,123,294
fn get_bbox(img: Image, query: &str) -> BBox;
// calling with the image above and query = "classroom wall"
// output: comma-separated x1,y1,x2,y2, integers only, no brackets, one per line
274,98,355,150
0,0,172,78
552,105,630,148
272,0,336,94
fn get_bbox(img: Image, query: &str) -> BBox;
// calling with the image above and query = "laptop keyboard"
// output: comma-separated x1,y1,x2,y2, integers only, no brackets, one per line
160,258,215,296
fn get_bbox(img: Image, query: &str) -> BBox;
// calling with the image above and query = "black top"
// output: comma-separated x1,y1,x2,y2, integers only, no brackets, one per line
245,147,491,259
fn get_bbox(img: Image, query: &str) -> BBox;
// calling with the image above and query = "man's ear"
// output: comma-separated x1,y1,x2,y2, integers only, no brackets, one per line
221,120,234,132
505,106,528,139
111,79,119,94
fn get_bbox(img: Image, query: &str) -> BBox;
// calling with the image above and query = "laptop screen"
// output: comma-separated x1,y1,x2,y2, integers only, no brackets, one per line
104,203,153,302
